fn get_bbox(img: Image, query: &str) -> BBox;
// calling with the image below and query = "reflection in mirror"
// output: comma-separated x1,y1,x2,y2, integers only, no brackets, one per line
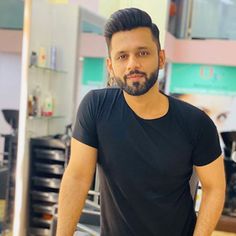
13,1,107,235
74,7,107,107
0,109,19,235
0,1,24,234
73,9,107,236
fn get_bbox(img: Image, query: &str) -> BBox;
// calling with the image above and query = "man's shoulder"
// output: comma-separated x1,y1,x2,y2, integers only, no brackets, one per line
82,87,121,103
169,95,217,147
82,87,122,113
169,95,213,130
170,95,205,117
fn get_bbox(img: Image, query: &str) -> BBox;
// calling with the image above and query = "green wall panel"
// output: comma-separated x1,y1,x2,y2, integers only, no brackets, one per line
169,63,236,95
0,0,24,30
82,58,105,86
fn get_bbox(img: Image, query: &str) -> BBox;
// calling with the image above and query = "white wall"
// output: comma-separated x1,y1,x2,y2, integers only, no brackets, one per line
0,52,21,159
99,0,169,47
0,53,21,111
79,0,99,13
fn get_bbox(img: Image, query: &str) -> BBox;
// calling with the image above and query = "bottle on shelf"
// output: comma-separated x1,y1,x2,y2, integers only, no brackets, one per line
49,46,57,70
41,93,54,117
32,86,41,117
28,95,34,117
29,51,37,67
38,46,47,68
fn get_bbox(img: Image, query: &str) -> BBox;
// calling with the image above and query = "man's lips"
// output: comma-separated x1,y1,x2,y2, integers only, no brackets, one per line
127,74,144,81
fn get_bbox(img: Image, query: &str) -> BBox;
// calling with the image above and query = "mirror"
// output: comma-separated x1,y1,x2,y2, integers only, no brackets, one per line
0,1,24,234
13,1,106,235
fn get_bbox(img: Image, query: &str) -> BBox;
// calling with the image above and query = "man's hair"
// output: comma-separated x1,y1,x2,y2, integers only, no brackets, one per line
104,8,161,53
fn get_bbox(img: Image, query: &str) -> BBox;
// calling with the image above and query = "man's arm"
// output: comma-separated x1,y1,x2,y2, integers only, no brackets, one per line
56,138,97,236
193,155,226,236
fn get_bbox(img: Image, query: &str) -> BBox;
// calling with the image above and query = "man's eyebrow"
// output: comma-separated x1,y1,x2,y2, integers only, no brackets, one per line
115,47,150,55
137,46,149,50
115,51,127,55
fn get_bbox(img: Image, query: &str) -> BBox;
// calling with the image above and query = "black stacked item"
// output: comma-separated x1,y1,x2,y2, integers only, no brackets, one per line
28,133,70,236
221,131,236,217
0,109,19,234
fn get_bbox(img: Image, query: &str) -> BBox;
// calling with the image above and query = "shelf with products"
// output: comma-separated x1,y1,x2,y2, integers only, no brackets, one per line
29,65,67,74
27,115,65,120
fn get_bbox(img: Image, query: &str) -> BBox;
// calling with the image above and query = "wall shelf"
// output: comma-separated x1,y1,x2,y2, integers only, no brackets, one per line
27,116,65,120
29,65,67,74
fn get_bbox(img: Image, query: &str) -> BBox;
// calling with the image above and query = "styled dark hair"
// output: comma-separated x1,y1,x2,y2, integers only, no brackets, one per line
104,8,161,52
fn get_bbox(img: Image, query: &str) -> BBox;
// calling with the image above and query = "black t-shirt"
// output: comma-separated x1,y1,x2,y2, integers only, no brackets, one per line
72,88,222,236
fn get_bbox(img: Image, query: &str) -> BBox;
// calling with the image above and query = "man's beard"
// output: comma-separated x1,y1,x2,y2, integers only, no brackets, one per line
112,68,160,96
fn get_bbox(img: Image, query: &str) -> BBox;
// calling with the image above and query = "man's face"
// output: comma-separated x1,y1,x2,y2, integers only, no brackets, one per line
107,27,165,96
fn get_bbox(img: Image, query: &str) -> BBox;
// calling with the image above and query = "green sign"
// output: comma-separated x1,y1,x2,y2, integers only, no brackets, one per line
169,64,236,95
82,58,106,86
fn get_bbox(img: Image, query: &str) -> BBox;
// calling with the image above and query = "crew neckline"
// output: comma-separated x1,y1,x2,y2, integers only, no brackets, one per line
121,90,171,121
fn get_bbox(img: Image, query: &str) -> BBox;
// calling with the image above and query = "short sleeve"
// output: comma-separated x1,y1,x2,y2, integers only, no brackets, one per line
72,90,98,148
192,113,222,166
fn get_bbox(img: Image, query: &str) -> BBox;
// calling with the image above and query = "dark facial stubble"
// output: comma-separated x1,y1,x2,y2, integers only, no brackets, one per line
112,68,160,96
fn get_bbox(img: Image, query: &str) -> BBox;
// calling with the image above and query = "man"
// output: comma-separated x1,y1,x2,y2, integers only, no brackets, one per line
56,8,225,236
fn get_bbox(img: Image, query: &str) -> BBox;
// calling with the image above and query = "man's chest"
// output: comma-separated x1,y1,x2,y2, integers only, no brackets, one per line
96,116,194,189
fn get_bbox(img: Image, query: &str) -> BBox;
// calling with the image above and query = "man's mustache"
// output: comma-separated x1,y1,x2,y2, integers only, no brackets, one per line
124,70,147,79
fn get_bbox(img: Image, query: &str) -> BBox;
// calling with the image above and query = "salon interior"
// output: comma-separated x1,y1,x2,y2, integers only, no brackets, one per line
0,0,236,235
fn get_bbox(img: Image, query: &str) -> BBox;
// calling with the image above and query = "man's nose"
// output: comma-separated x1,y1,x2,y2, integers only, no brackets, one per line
127,55,141,71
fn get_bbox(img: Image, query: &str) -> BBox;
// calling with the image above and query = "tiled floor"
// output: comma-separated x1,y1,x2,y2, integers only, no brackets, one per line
212,231,236,236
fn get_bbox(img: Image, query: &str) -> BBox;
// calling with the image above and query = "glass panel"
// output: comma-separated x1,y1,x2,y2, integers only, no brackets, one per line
191,0,236,39
168,0,236,39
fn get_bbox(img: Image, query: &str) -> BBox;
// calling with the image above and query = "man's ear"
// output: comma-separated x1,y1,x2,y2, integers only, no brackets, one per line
158,50,165,69
106,57,114,77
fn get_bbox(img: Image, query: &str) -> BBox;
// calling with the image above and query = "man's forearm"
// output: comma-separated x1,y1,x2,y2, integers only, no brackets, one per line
56,170,90,236
193,188,225,236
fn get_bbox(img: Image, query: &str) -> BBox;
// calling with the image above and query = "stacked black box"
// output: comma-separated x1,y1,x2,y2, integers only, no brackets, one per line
28,136,70,236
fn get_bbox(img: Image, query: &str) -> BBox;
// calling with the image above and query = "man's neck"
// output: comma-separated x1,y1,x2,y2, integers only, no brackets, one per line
123,82,169,119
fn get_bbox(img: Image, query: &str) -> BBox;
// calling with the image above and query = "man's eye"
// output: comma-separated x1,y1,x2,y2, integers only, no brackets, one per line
117,54,127,60
139,51,149,56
